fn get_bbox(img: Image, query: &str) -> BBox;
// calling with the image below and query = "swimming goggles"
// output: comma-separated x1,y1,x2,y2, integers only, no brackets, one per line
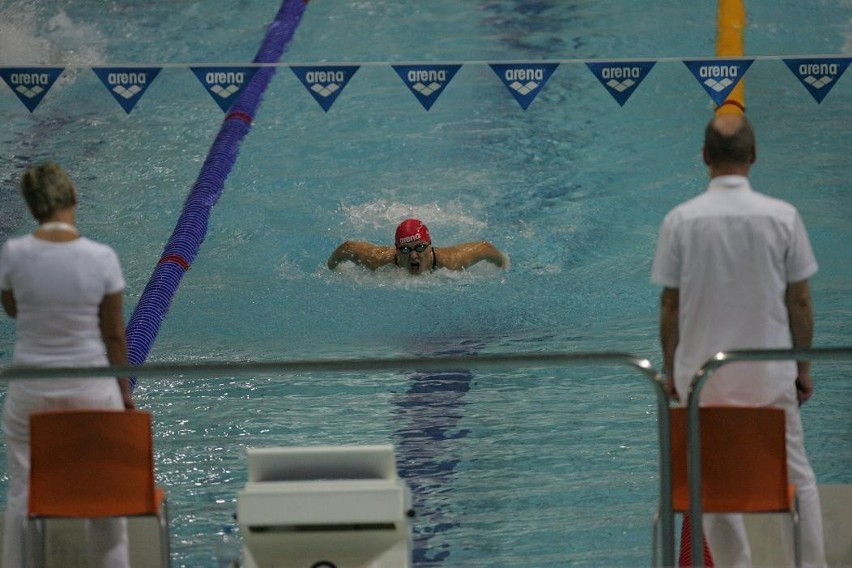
397,243,430,254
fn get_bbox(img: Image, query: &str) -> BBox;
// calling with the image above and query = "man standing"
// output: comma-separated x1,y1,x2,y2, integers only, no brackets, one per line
651,114,826,567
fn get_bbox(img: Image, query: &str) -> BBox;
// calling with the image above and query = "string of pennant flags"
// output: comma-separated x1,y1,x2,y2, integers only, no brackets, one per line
1,56,850,114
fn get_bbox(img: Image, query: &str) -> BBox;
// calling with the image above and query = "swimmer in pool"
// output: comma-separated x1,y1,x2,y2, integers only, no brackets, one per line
327,218,509,275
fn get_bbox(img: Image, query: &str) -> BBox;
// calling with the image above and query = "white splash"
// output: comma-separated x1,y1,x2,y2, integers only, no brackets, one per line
339,198,488,242
0,6,54,65
0,4,105,86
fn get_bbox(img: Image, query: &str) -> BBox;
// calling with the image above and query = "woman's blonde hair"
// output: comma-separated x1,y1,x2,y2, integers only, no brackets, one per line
20,161,77,222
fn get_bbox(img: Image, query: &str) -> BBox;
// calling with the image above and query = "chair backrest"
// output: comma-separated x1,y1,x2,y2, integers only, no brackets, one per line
670,406,790,513
247,444,398,482
29,409,158,518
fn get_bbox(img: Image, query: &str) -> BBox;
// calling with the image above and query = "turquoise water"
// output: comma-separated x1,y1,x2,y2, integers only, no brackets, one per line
1,1,850,566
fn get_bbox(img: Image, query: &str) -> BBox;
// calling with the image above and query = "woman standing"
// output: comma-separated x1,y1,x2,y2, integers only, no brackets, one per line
0,162,134,567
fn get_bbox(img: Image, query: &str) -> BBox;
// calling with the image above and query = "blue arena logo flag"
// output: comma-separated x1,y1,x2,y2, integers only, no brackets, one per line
290,65,359,112
586,60,655,106
191,66,259,112
0,67,64,112
92,67,162,114
684,59,754,106
489,63,559,110
782,57,851,103
392,64,461,111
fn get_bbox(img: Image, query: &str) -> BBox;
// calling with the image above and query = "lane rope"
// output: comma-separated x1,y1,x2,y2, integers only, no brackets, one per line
714,0,746,116
125,0,310,381
680,2,746,567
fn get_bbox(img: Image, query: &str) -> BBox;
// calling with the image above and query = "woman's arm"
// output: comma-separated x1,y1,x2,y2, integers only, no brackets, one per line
1,289,16,318
327,241,395,270
99,291,134,410
436,241,509,271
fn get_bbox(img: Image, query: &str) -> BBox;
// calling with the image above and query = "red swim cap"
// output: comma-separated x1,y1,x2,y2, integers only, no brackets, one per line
395,218,431,246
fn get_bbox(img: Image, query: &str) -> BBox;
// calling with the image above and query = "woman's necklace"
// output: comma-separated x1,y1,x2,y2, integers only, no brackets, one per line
39,221,79,235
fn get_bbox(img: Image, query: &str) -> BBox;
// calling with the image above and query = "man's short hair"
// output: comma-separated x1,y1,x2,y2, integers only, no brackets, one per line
703,116,755,166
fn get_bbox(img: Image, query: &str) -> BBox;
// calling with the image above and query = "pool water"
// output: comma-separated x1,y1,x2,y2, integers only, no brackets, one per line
1,1,850,566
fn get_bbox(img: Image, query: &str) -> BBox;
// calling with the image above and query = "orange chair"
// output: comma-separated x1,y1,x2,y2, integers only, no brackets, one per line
25,409,170,567
669,406,801,567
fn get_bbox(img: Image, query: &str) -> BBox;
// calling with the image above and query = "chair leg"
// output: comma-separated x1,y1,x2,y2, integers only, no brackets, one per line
160,498,172,567
792,495,802,568
24,517,47,568
651,509,660,567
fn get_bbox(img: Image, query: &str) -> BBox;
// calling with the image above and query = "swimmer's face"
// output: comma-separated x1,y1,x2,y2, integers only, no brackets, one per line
396,241,432,275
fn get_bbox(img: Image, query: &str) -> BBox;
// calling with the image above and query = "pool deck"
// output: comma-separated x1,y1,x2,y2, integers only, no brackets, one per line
2,484,850,566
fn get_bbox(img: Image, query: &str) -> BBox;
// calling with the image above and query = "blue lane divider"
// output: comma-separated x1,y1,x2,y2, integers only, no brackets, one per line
126,0,310,381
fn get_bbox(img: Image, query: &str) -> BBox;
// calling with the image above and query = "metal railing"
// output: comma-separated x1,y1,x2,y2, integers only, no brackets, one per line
5,346,850,566
684,346,852,568
1,350,677,566
11,347,847,565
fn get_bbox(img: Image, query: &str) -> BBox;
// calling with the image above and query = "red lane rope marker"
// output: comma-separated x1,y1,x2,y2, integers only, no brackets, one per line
226,110,253,125
158,254,191,271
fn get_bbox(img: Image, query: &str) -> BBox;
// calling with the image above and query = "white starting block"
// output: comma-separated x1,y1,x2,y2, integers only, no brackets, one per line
237,444,413,568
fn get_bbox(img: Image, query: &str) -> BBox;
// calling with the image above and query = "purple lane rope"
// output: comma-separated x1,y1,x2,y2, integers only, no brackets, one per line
126,0,310,381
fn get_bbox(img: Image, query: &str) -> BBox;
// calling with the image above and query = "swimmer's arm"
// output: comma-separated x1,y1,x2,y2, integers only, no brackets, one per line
327,241,395,270
436,241,509,270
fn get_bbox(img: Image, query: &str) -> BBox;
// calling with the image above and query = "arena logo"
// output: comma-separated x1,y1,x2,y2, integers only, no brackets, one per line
490,63,558,110
684,59,753,106
783,57,852,103
93,67,162,114
191,66,259,112
393,64,462,111
8,72,52,88
397,232,422,244
699,65,740,92
0,67,65,112
291,65,360,112
503,68,545,96
586,61,656,106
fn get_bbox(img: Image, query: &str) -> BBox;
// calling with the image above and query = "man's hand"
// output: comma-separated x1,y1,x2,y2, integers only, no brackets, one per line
664,374,678,401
